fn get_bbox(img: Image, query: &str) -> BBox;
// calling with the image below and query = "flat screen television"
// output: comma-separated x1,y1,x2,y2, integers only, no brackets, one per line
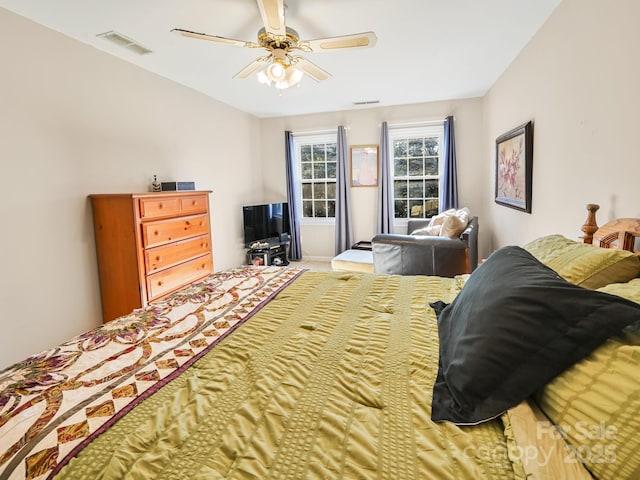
243,202,290,247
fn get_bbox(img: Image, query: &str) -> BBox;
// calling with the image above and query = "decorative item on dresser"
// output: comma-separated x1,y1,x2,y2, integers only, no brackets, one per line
89,191,214,322
150,174,161,192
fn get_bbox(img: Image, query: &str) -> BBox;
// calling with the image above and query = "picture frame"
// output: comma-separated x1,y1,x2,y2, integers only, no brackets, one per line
495,121,533,213
350,145,379,187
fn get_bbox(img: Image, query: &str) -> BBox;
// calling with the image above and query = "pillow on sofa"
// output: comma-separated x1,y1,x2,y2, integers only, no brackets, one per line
523,234,640,289
410,207,471,238
410,224,442,236
429,246,640,425
440,208,471,237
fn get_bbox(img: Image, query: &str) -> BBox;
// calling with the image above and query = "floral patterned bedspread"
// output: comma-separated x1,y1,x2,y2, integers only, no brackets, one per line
0,266,304,480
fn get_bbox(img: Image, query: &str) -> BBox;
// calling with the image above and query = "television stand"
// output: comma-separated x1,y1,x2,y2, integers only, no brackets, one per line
247,239,289,267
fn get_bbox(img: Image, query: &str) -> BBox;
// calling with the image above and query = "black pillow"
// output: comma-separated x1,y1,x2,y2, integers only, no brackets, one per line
430,246,640,425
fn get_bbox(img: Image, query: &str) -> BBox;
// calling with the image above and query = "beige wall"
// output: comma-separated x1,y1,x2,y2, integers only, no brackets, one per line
259,99,485,260
0,9,262,368
484,0,640,252
4,0,640,369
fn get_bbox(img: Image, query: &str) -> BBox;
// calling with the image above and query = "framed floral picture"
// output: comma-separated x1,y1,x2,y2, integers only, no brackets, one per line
350,145,379,187
495,121,533,213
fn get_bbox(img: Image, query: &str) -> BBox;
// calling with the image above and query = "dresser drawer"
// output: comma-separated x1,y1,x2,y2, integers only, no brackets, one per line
146,254,213,301
180,194,208,215
144,234,211,273
142,214,210,248
139,197,181,219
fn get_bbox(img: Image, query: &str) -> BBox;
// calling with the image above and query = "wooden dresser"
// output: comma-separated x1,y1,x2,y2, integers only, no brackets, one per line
89,191,214,322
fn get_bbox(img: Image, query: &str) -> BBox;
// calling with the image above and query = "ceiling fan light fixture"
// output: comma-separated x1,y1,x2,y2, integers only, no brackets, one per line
289,68,304,84
258,55,303,90
256,69,271,86
273,66,303,90
265,61,286,81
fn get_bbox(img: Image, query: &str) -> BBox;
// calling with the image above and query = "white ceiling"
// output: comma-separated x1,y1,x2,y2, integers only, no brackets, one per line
0,0,561,118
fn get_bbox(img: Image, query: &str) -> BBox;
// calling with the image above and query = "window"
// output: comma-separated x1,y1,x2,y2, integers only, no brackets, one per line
389,125,444,219
294,133,337,219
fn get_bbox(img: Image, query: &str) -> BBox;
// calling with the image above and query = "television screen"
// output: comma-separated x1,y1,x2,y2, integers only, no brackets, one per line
243,203,290,246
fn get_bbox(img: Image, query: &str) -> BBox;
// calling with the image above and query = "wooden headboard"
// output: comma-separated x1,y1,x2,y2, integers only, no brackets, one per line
581,203,640,253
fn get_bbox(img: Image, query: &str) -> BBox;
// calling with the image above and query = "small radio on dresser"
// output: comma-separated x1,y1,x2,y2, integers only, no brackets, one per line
161,181,195,191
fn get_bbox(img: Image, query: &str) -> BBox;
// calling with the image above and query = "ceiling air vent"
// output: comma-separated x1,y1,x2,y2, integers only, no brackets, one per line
353,100,380,106
96,30,153,55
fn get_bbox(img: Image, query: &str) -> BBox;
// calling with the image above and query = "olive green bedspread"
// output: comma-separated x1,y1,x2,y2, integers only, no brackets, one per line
56,270,516,479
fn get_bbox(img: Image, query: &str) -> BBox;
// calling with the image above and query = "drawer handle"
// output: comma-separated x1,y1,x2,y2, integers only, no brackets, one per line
157,281,163,286
192,200,198,205
156,256,162,262
159,203,164,209
154,230,159,236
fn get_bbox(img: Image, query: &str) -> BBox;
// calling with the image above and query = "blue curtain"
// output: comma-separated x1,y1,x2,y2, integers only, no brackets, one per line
377,121,394,233
284,131,302,260
441,116,458,211
335,126,353,254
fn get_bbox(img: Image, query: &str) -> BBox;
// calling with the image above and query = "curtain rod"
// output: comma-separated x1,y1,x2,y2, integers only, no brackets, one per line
292,127,350,136
381,117,453,128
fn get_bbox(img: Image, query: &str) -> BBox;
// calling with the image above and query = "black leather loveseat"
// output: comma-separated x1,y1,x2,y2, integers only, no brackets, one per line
371,216,478,277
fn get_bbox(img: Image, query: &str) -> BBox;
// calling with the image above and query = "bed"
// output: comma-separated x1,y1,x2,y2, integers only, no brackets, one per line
1,205,639,480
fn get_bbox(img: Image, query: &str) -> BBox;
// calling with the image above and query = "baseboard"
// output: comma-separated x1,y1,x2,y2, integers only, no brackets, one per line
296,255,333,262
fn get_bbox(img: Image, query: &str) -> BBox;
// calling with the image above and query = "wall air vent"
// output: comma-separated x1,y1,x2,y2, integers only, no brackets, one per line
353,100,380,105
96,30,153,55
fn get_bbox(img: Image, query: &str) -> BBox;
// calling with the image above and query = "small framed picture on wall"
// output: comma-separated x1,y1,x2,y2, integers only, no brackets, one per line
351,145,379,187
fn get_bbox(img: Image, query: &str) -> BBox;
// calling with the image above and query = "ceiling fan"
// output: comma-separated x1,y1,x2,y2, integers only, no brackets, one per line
171,0,377,90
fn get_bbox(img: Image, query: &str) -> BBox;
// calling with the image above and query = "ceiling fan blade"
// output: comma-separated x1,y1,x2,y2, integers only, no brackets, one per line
233,59,267,79
302,32,377,52
294,58,331,82
171,28,258,48
256,0,286,36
